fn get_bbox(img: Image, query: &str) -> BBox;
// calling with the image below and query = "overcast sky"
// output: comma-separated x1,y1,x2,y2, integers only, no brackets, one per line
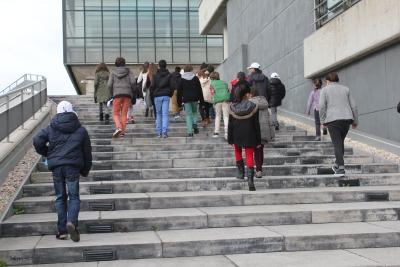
0,0,77,95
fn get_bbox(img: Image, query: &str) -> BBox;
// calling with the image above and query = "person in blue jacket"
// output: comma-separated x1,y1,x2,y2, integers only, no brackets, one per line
33,101,92,242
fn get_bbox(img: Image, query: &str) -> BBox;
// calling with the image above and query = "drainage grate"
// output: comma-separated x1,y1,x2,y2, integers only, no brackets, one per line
83,250,116,261
93,175,113,181
285,151,300,156
86,224,114,233
93,165,112,170
339,179,360,187
97,141,111,146
98,147,113,152
90,186,113,194
366,193,389,202
97,156,112,161
317,168,335,175
301,159,318,165
273,144,287,148
89,202,115,211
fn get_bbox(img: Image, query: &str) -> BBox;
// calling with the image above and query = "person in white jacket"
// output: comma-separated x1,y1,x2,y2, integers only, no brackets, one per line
137,62,150,117
197,69,213,127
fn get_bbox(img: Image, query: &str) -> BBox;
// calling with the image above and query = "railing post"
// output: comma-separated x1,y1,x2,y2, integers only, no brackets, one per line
39,82,42,112
21,91,24,130
31,85,35,120
5,95,10,143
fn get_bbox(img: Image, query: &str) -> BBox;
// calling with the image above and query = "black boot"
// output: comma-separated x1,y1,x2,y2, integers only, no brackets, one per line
145,108,149,117
105,114,110,125
274,121,279,131
99,113,104,122
247,167,256,191
236,160,245,179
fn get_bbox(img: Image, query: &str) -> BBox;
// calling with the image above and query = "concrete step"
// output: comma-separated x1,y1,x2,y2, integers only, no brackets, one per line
18,184,400,211
2,222,400,265
85,124,294,131
36,155,373,172
4,201,400,237
13,247,400,267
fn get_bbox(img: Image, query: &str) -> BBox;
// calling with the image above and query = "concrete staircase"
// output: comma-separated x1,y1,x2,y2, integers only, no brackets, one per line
1,95,400,266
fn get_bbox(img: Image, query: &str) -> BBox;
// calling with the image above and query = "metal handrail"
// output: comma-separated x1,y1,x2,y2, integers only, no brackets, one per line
310,0,346,27
0,74,46,95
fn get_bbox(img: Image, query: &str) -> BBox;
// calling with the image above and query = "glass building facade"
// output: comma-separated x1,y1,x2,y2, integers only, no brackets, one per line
63,0,224,64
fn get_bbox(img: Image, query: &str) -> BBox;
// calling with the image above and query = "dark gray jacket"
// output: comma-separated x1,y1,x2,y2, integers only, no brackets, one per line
248,72,271,100
108,67,135,99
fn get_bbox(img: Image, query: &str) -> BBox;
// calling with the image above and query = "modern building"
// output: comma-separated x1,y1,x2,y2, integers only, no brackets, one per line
200,0,400,150
62,0,224,95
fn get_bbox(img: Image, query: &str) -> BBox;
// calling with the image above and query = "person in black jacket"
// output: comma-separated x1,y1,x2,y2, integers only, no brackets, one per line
150,59,174,138
230,71,251,103
269,72,286,130
228,84,261,191
33,101,92,242
170,66,182,120
247,62,271,101
177,65,205,136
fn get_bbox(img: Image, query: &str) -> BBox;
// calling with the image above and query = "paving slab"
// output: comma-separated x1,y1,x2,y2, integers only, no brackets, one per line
226,249,384,267
157,226,283,257
0,236,41,265
34,231,162,264
347,247,400,266
266,222,400,251
368,220,400,231
14,263,97,267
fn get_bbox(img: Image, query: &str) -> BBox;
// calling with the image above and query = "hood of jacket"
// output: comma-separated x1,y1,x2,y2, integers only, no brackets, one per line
182,72,195,81
50,112,81,134
97,71,109,79
270,78,282,85
171,71,181,79
199,76,210,85
249,95,269,110
230,99,258,119
249,72,267,82
112,67,129,78
157,68,170,77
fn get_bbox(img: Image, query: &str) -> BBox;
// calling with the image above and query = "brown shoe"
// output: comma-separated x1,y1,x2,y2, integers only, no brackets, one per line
201,120,206,127
206,118,212,124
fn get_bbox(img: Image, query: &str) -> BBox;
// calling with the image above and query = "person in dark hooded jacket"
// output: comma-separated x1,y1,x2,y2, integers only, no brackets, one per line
230,71,251,103
247,62,271,101
33,101,92,242
170,66,182,120
269,72,286,130
228,84,261,191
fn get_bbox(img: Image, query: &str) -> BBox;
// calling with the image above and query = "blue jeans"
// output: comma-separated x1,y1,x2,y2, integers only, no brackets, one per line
155,96,170,135
52,166,81,232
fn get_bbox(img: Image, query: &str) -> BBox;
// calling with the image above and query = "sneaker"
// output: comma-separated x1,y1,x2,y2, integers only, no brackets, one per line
188,133,194,137
255,171,262,178
193,124,199,134
332,165,345,177
66,222,80,242
213,132,219,137
162,134,168,138
113,128,122,138
157,134,162,138
120,134,125,138
224,132,228,140
130,120,135,124
56,231,68,240
314,136,321,141
323,128,328,135
173,114,180,120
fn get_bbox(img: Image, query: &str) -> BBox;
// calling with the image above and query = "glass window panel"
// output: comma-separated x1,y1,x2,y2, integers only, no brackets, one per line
155,0,171,10
138,11,154,37
104,39,120,63
66,11,84,37
138,38,155,63
85,11,102,37
138,0,154,11
189,0,201,10
189,12,201,37
121,38,138,62
86,39,103,63
121,12,137,37
85,0,101,10
190,38,206,63
207,37,223,62
120,0,136,10
66,39,84,63
156,38,172,62
172,0,188,10
172,11,188,37
102,0,119,10
155,12,171,37
103,12,119,37
65,0,84,10
173,38,189,63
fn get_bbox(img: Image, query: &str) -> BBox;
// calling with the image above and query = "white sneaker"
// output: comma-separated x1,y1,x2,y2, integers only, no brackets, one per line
113,128,122,138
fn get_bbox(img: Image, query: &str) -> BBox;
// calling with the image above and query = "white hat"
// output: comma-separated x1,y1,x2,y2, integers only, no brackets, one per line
57,101,75,114
247,62,261,69
271,72,280,79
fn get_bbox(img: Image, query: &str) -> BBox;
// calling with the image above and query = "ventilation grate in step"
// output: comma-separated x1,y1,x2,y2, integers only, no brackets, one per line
97,147,113,152
317,168,335,175
97,141,111,146
90,186,113,194
83,250,116,261
285,151,300,156
273,144,287,148
301,159,319,164
86,224,114,233
93,175,113,181
366,193,389,202
89,202,115,211
339,179,360,187
93,165,112,170
97,156,113,160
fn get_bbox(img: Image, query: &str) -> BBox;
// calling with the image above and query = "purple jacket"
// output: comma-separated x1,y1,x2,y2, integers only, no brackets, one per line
306,89,321,114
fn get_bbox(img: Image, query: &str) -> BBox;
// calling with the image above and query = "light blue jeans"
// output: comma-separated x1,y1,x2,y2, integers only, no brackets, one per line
154,96,170,135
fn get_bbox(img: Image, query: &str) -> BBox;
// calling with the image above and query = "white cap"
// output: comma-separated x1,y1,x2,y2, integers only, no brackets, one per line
247,62,261,69
57,101,75,114
271,72,280,79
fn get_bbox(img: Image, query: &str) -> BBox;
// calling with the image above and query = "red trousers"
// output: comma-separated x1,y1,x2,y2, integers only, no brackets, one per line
234,146,254,167
113,97,130,134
